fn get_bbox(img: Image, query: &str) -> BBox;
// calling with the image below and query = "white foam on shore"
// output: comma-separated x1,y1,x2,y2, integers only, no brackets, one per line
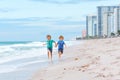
0,65,17,73
16,59,48,67
0,41,81,73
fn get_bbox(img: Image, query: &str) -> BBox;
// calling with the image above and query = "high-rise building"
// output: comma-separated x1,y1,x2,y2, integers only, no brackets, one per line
102,11,114,36
97,6,120,37
114,7,120,33
86,15,97,37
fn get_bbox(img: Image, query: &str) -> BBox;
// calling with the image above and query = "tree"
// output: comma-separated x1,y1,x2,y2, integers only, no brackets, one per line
117,30,120,36
111,32,115,37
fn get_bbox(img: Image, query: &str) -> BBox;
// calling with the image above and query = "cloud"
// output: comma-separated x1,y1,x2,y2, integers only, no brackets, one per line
0,9,9,12
29,0,107,4
53,20,85,25
0,17,62,22
0,17,85,27
0,8,15,13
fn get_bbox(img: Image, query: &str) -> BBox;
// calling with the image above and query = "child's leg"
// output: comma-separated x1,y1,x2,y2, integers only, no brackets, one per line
48,51,50,59
58,49,63,60
58,52,62,59
48,49,53,62
49,51,52,61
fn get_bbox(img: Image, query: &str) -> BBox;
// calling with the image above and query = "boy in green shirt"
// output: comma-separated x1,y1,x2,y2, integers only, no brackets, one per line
46,35,56,62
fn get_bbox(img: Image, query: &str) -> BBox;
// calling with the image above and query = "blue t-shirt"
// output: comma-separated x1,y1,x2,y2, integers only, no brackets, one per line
57,40,65,49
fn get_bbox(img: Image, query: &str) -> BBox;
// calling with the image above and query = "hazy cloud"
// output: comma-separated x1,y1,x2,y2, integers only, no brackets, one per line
53,20,85,25
0,17,85,27
0,8,15,13
0,9,9,12
29,0,107,4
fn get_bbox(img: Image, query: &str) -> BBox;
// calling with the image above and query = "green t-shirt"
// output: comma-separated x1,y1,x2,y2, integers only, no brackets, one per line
47,40,55,48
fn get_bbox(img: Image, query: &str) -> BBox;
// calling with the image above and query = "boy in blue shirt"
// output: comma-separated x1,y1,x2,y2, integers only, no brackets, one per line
56,35,66,59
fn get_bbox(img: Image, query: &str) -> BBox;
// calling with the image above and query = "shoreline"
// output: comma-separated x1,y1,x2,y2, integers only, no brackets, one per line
29,37,120,80
0,55,49,80
0,40,81,80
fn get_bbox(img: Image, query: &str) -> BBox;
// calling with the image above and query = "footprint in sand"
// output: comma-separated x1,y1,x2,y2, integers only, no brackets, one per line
116,57,120,59
95,73,106,78
64,68,66,70
74,57,79,61
81,64,90,68
77,64,90,72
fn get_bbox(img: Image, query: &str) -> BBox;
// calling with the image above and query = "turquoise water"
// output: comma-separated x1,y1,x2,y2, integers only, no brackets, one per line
0,41,31,46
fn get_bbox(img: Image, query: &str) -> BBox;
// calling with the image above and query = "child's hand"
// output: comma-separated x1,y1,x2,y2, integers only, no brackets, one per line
43,44,46,46
65,44,67,48
55,44,57,47
55,43,57,47
65,46,67,48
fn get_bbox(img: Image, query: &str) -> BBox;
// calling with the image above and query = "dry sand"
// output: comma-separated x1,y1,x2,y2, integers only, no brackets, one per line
29,37,120,80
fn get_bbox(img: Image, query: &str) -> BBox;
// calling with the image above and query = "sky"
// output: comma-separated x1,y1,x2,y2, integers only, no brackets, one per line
0,0,120,41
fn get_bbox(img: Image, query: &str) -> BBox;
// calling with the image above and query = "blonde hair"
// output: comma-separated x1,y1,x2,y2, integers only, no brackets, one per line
59,35,64,39
46,35,51,38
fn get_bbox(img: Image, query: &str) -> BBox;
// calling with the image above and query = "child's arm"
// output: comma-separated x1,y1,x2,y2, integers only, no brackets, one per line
43,43,46,46
43,42,47,46
43,43,46,45
64,41,67,48
54,42,57,47
64,43,67,48
53,41,57,47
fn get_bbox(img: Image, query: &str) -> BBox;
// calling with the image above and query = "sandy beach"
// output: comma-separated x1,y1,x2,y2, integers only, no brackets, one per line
30,37,120,80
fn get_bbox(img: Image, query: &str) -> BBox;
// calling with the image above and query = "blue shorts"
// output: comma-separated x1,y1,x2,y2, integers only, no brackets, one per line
58,48,64,54
48,48,52,53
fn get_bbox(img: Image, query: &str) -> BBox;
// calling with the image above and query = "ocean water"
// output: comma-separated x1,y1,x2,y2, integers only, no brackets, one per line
0,41,79,74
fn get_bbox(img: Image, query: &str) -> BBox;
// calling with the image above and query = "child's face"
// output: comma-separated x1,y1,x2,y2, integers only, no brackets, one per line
59,38,63,40
47,37,51,40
